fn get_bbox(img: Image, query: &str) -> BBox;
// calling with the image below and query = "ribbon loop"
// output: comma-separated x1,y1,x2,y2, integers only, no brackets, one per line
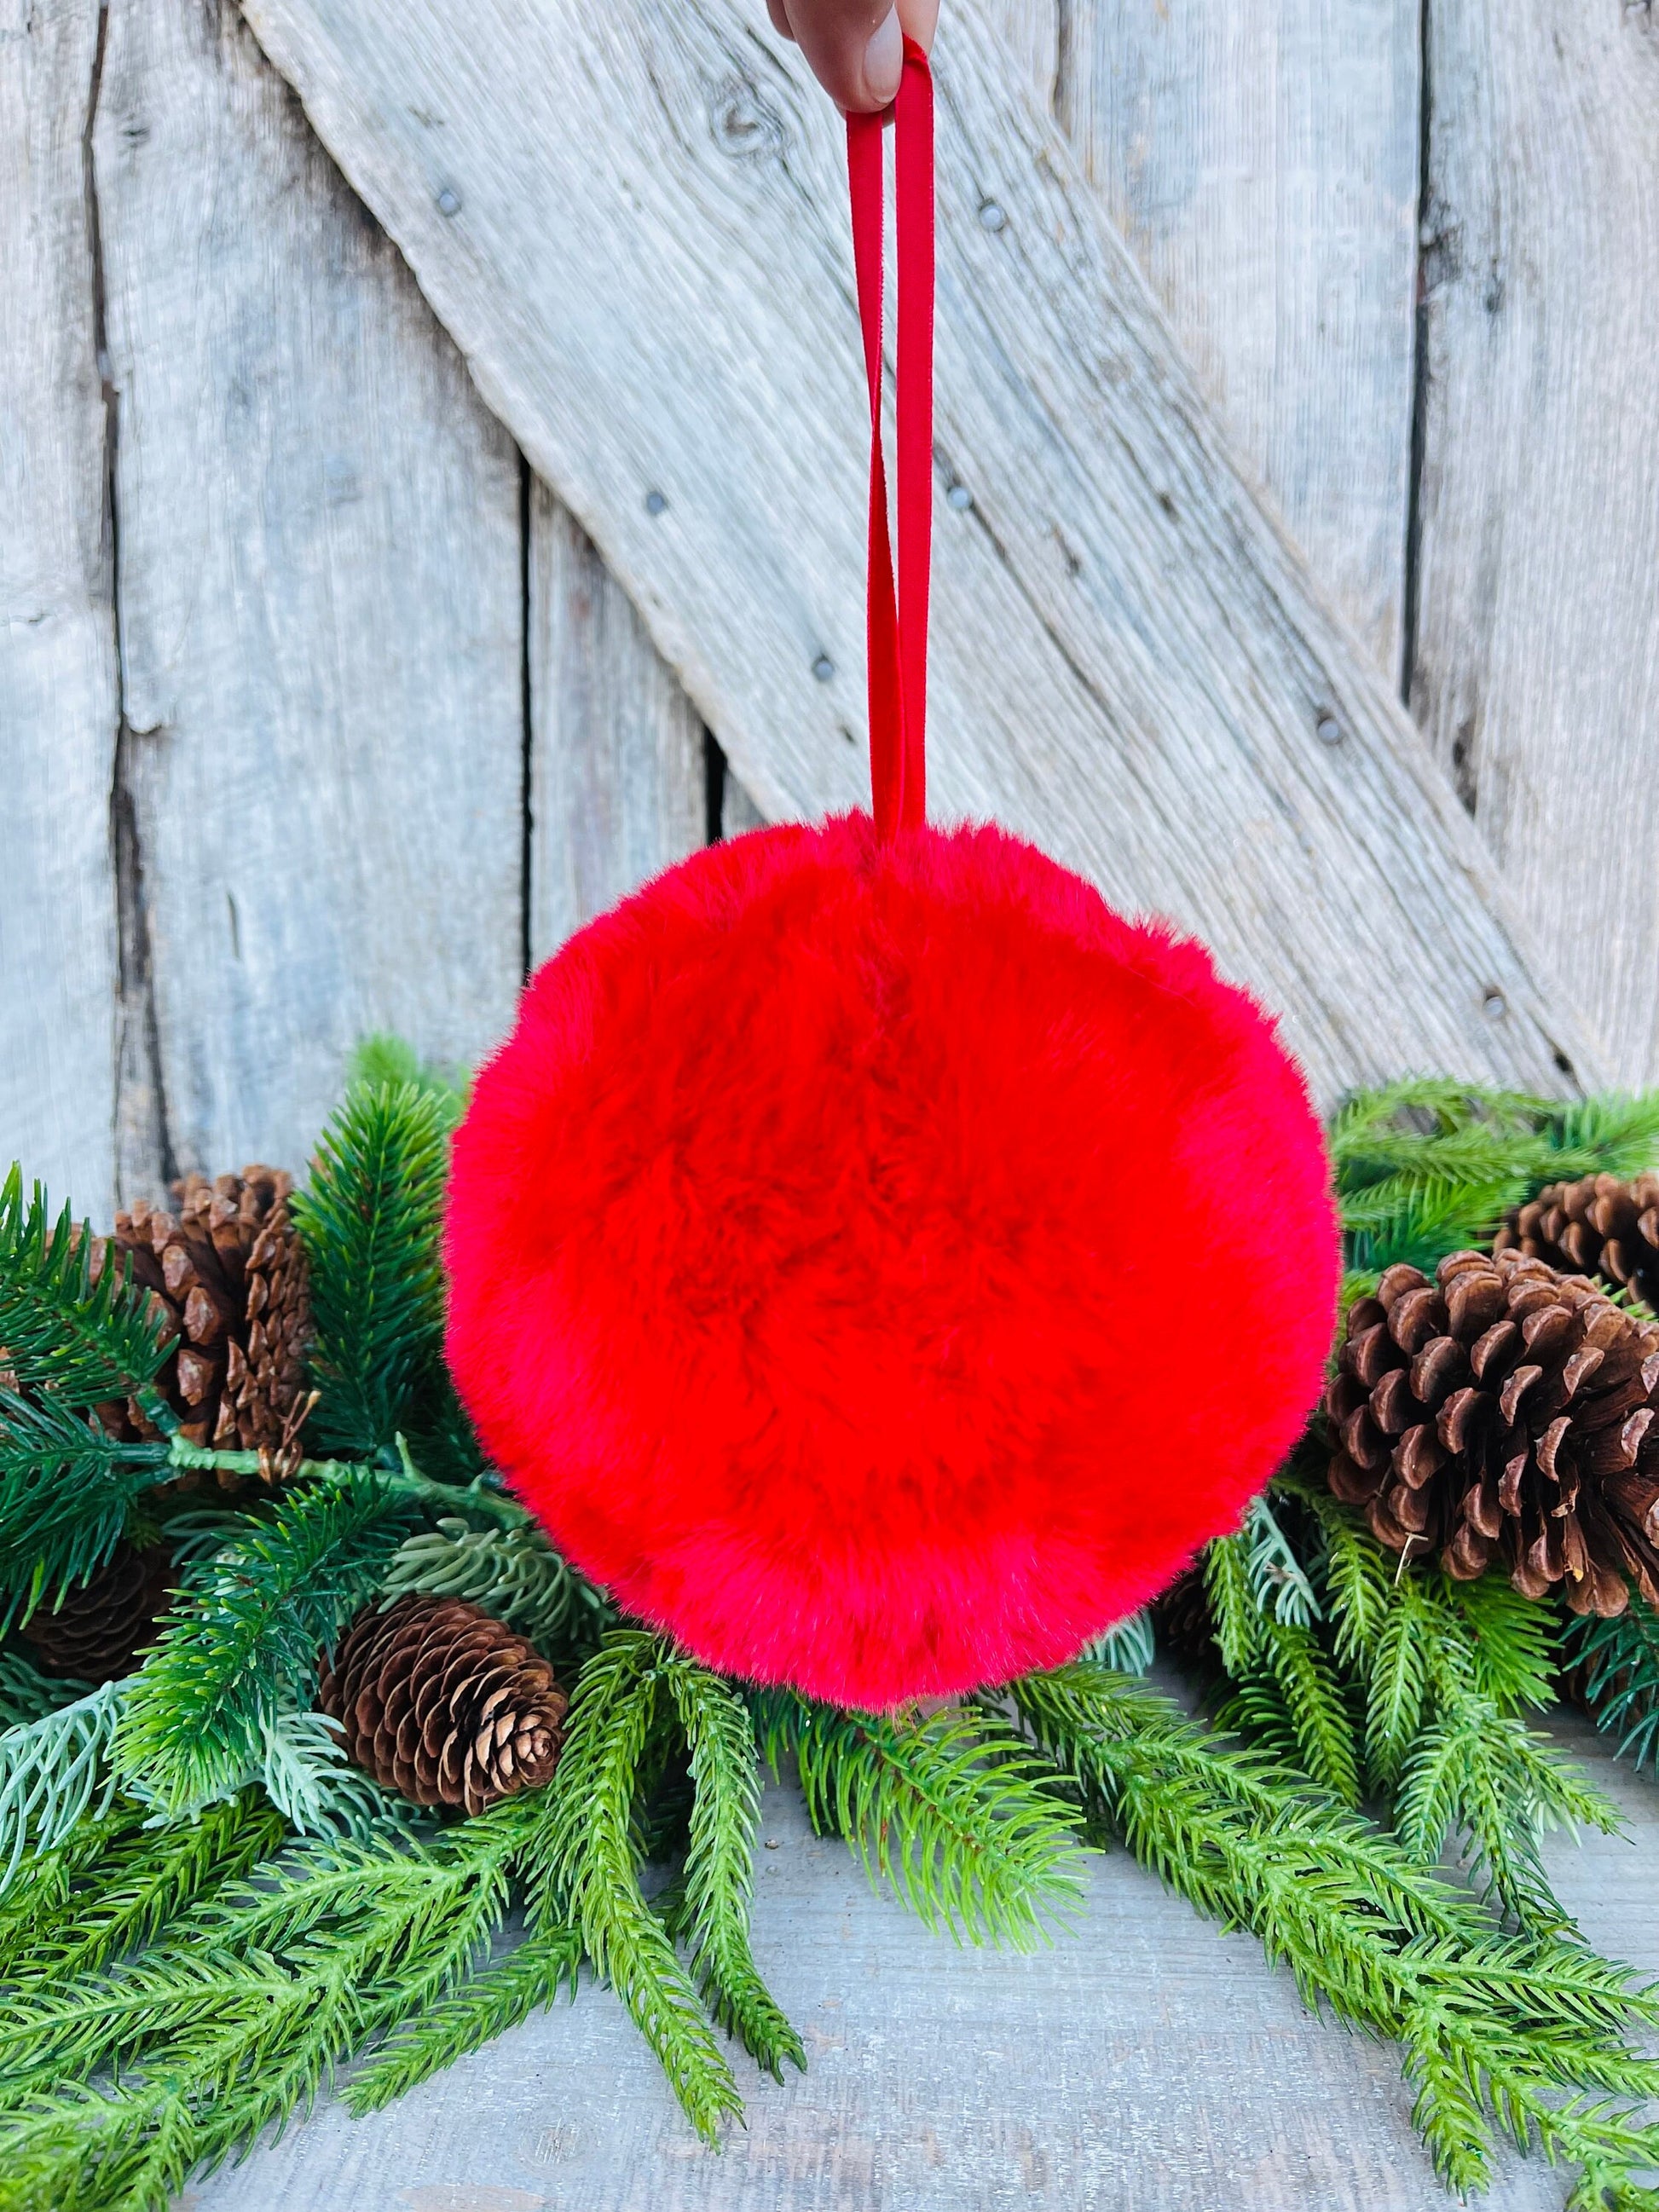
847,39,934,841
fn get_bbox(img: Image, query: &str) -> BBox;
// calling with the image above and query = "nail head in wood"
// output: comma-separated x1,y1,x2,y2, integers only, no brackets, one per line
812,654,835,683
435,184,461,217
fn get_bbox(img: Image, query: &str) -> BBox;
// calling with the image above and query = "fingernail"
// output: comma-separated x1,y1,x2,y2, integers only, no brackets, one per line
862,11,903,106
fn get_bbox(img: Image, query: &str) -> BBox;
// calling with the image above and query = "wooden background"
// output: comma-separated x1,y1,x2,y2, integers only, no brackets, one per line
4,7,1659,2207
6,0,1659,1223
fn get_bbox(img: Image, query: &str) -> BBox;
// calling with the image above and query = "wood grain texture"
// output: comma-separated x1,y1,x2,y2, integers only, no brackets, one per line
238,0,1596,1105
1412,0,1659,1087
188,1716,1657,2212
1058,0,1420,673
0,0,119,1215
981,0,1059,114
529,484,707,962
90,0,524,1198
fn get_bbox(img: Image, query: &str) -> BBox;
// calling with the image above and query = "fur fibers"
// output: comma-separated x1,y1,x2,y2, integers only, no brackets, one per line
445,814,1338,1711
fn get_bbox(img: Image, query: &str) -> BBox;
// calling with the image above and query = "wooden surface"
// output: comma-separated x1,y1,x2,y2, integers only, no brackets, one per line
1411,0,1659,1089
188,1713,1659,2212
0,0,120,1210
1055,0,1420,676
238,0,1601,1106
88,0,525,1203
529,487,708,962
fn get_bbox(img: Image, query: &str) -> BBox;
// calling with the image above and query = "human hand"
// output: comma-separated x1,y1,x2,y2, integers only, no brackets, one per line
765,0,939,113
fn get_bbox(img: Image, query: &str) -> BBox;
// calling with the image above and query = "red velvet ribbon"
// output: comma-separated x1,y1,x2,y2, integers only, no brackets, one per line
847,38,934,842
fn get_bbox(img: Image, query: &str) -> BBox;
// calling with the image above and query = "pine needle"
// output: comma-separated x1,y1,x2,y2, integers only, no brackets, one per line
0,1682,125,1894
292,1080,454,1461
660,1654,804,2079
1013,1662,1659,2202
380,1516,610,1660
0,1395,172,1624
0,1649,90,1730
0,1793,281,2001
757,1692,1085,1949
529,1629,743,2143
344,1921,582,2116
1564,1594,1659,1774
0,1171,172,1416
113,1476,411,1818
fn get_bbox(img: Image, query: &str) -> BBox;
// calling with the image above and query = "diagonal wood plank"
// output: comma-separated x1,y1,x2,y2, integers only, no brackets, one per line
91,0,525,1198
1051,0,1420,677
0,0,120,1216
1412,0,1659,1087
239,0,1600,1103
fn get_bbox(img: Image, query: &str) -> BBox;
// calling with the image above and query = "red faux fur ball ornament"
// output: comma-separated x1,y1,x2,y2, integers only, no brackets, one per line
444,814,1338,1711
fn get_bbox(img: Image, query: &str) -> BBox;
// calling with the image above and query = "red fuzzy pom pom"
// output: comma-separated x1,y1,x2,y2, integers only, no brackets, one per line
445,815,1338,1710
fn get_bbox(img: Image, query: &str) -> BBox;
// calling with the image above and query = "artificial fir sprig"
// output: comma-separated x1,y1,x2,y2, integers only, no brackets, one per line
0,1395,171,1626
0,1170,173,1416
1564,1593,1659,1775
756,1691,1085,1948
292,1074,460,1466
1012,1662,1659,2203
662,1652,805,2080
113,1476,413,1818
530,1627,744,2142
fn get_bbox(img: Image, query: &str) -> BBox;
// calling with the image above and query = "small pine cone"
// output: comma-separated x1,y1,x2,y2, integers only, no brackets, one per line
1497,1172,1659,1315
19,1543,174,1683
1326,1250,1659,1617
91,1167,314,1482
319,1594,569,1817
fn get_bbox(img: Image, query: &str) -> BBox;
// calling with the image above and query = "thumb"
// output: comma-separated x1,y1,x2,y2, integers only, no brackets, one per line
769,0,939,115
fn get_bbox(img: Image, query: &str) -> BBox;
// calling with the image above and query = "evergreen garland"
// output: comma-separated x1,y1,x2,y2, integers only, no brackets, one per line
0,1058,1657,2209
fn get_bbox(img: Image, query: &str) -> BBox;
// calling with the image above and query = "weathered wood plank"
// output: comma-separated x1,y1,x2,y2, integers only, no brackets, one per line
190,1716,1656,2212
1413,0,1659,1086
90,0,524,1198
240,0,1597,1103
529,484,707,962
982,0,1058,114
1056,0,1420,674
0,0,120,1215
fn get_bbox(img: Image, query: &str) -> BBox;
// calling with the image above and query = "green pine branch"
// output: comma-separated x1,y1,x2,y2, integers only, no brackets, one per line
660,1652,803,2079
291,1080,454,1462
0,1649,90,1730
528,1628,742,2143
380,1516,610,1660
0,1793,281,1996
755,1692,1084,1949
344,1921,582,2117
0,1812,529,2210
0,1682,125,1893
0,1170,173,1418
1012,1662,1659,2202
113,1475,411,1818
0,1395,172,1624
1328,1081,1659,1273
1564,1594,1659,1776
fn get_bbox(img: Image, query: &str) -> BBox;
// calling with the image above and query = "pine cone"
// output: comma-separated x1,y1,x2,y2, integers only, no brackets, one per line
1497,1173,1659,1314
319,1594,569,1816
92,1168,314,1481
1326,1250,1659,1617
19,1542,174,1682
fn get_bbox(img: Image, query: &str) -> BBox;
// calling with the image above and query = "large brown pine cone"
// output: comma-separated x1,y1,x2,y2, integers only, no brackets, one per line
319,1594,569,1817
91,1168,313,1481
1326,1250,1659,1617
19,1543,174,1682
1497,1173,1659,1314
